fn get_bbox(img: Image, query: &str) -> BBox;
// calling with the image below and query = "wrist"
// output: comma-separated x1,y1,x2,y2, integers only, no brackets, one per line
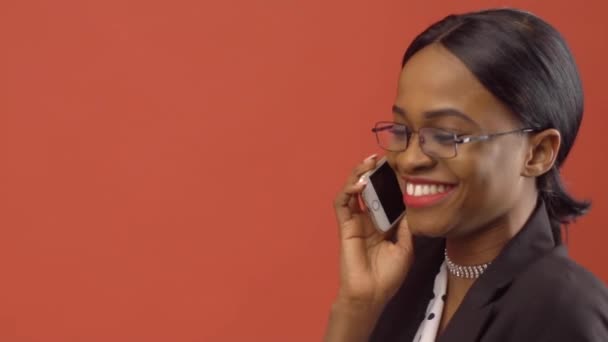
324,298,382,342
334,289,390,314
331,295,383,323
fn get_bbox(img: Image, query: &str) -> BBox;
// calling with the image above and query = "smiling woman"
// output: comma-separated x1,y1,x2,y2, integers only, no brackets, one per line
326,8,608,342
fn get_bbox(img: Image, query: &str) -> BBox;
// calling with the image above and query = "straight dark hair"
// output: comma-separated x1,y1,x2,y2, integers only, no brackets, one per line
401,8,590,243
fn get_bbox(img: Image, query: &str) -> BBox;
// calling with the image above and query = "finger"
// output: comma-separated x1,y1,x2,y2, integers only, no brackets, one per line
347,154,379,185
343,186,381,239
357,192,368,213
334,178,367,225
334,154,380,237
334,154,377,222
393,216,414,254
342,156,379,215
345,178,370,212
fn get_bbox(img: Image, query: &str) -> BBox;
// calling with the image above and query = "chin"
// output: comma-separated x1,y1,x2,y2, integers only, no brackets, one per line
407,218,452,238
405,192,463,238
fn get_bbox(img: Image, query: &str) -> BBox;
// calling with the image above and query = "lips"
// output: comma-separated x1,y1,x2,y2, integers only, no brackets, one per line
402,178,457,209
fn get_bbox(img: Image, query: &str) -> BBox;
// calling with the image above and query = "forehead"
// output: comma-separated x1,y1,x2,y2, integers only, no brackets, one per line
396,44,516,128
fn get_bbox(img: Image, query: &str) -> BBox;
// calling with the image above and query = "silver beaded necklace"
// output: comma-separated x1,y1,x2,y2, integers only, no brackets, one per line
444,249,491,279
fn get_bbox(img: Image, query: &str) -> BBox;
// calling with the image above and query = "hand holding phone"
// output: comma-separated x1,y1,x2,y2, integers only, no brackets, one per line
328,155,414,340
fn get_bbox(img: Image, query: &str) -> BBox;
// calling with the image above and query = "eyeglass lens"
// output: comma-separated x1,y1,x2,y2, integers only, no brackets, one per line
375,123,457,158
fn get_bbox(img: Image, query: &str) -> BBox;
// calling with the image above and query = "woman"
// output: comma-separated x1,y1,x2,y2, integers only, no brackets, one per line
325,8,608,342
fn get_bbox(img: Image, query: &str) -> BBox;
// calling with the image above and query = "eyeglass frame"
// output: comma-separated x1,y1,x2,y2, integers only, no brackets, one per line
371,121,536,159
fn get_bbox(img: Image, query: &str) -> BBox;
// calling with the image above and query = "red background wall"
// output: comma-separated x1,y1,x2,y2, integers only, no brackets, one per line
1,0,607,341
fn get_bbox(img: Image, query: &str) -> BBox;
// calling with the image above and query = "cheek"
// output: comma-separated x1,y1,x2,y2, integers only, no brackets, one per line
447,154,490,206
386,152,398,168
454,146,524,217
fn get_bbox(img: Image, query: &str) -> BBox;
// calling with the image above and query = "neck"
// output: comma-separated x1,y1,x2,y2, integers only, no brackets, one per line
445,193,538,267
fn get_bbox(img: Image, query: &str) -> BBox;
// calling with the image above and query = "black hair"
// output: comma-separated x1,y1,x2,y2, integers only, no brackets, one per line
401,8,590,243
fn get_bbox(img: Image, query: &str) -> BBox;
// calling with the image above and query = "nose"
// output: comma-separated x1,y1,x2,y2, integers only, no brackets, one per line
393,132,436,174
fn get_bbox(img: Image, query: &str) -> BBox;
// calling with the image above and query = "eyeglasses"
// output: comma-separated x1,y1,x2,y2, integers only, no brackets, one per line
372,121,535,159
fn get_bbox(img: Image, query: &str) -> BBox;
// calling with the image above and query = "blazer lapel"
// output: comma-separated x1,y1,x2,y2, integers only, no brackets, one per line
437,200,557,342
436,300,496,342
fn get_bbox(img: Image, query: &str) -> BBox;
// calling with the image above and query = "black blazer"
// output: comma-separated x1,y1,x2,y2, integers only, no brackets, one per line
370,201,608,341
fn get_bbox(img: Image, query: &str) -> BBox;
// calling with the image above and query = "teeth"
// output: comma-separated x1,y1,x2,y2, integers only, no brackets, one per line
406,182,452,197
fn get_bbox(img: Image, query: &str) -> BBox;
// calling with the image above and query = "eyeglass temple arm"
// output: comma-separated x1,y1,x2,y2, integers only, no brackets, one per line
456,128,535,144
372,126,398,133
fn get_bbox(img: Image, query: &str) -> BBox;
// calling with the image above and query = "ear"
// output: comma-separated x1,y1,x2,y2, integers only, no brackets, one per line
522,129,561,177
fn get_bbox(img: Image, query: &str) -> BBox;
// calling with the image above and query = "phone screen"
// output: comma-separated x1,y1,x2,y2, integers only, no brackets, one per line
369,162,406,223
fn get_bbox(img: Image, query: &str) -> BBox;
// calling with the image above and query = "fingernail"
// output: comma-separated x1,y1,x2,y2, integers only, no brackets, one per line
357,176,368,186
364,154,377,162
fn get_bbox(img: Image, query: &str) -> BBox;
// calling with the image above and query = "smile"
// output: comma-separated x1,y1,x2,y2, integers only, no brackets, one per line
403,181,456,208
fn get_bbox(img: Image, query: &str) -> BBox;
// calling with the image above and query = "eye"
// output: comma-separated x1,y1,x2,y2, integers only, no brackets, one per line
389,125,409,139
426,129,457,146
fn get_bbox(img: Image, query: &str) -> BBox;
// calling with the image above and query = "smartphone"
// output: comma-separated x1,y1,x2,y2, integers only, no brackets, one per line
360,157,406,232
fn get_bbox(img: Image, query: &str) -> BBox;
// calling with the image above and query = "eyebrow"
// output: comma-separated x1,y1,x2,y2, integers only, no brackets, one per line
392,105,480,127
